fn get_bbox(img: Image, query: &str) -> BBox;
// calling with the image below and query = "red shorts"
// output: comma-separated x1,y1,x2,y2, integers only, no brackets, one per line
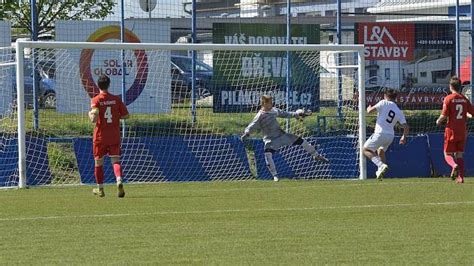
93,142,121,160
444,130,466,153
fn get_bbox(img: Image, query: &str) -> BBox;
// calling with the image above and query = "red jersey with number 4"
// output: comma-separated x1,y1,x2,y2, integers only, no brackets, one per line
441,93,474,141
91,92,129,145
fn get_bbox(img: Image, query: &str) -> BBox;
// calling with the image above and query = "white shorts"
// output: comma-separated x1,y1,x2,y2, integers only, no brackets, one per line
364,133,394,152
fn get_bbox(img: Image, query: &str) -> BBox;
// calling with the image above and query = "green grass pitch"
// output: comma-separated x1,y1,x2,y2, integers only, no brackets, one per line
0,178,472,264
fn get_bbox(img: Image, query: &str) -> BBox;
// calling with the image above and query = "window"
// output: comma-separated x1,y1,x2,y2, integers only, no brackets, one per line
420,72,427,77
384,68,390,80
369,70,377,77
369,70,377,84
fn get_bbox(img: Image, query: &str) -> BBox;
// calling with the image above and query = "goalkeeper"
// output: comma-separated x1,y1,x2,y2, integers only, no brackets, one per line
241,95,329,182
88,74,129,198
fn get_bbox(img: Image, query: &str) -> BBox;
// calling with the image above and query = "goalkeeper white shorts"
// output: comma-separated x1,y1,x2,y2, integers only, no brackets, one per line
364,133,394,152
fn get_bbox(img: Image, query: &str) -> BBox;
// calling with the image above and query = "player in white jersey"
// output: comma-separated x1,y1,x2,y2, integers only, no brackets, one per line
364,89,409,180
241,95,329,182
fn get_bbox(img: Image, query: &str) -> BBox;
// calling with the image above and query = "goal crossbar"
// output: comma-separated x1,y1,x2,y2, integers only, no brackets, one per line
17,41,365,52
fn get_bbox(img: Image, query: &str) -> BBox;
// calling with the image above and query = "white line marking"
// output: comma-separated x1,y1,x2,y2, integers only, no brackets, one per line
0,201,472,222
179,180,472,193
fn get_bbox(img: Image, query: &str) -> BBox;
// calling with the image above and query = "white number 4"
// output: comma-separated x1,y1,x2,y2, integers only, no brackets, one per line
455,104,463,119
104,106,113,123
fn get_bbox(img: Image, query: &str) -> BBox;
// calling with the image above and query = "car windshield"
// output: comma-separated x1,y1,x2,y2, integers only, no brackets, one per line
172,57,212,73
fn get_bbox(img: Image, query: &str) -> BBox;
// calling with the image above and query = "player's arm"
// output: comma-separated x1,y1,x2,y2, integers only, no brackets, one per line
399,123,409,145
119,100,130,120
275,108,297,118
467,100,474,118
241,113,260,140
89,98,99,123
398,111,409,145
436,114,447,126
88,108,99,123
436,98,449,126
275,108,311,119
367,101,381,114
366,105,377,114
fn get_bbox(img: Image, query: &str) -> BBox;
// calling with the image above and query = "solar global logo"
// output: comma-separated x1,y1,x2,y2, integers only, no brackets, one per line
358,23,415,60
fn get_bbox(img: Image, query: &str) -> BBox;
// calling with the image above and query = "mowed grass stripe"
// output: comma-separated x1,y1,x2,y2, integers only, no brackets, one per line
0,200,472,222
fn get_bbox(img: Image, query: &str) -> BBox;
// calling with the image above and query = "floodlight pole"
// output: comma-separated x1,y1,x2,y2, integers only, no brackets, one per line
120,0,126,137
471,0,474,102
31,0,39,130
191,0,197,125
337,0,343,121
285,0,291,132
148,0,152,21
456,0,460,76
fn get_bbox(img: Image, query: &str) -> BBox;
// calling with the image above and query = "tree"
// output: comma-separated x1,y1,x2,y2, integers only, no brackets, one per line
0,0,116,36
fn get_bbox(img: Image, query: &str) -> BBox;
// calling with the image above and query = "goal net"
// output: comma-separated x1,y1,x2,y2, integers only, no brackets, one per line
0,47,17,187
3,41,365,188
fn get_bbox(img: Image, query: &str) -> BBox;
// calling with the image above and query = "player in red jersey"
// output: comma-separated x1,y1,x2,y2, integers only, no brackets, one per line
88,75,129,197
436,76,474,184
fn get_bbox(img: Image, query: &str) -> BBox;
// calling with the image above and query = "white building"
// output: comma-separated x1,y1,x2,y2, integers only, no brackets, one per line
367,0,471,86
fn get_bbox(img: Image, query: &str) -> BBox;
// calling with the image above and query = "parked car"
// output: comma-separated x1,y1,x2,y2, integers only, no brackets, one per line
12,59,56,109
171,55,213,102
13,56,213,107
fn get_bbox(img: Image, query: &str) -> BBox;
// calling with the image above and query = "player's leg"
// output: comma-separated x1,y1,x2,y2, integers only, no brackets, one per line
444,139,459,180
292,137,329,163
454,139,466,183
92,142,106,197
363,135,384,167
109,145,125,197
444,131,459,179
377,148,385,163
264,148,279,181
363,134,388,180
374,135,393,180
454,152,465,183
93,158,105,197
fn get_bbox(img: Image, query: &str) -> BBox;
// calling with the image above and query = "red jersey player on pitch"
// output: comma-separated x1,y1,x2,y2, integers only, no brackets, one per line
436,76,474,184
88,74,129,197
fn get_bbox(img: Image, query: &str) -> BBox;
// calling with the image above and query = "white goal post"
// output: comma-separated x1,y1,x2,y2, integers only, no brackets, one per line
13,41,366,188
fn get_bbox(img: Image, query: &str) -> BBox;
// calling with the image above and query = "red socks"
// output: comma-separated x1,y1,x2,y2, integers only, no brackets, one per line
95,163,122,186
457,158,465,178
113,162,123,178
444,154,458,168
94,165,104,185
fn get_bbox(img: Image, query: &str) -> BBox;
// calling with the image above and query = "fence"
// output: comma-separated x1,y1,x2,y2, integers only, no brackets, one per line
1,1,474,186
1,0,473,131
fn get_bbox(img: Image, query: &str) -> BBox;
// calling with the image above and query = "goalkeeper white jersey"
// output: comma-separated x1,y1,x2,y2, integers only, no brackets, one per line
374,99,406,136
244,108,298,141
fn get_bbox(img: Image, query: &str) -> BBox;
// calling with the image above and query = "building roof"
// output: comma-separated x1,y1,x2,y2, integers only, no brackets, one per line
368,0,471,13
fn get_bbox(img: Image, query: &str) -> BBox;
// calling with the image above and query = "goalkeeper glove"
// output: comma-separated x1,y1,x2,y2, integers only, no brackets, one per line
296,108,312,119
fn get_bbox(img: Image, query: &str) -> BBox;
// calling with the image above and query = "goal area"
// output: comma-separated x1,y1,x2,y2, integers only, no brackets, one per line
1,41,366,188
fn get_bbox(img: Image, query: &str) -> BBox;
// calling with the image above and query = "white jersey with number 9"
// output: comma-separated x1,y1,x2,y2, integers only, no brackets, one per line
374,99,406,136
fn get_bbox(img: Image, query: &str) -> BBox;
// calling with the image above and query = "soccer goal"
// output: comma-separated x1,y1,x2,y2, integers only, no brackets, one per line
2,41,365,188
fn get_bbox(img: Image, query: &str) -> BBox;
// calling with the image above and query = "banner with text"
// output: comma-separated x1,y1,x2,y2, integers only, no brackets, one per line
356,23,455,109
212,23,320,112
0,21,12,115
56,20,171,114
